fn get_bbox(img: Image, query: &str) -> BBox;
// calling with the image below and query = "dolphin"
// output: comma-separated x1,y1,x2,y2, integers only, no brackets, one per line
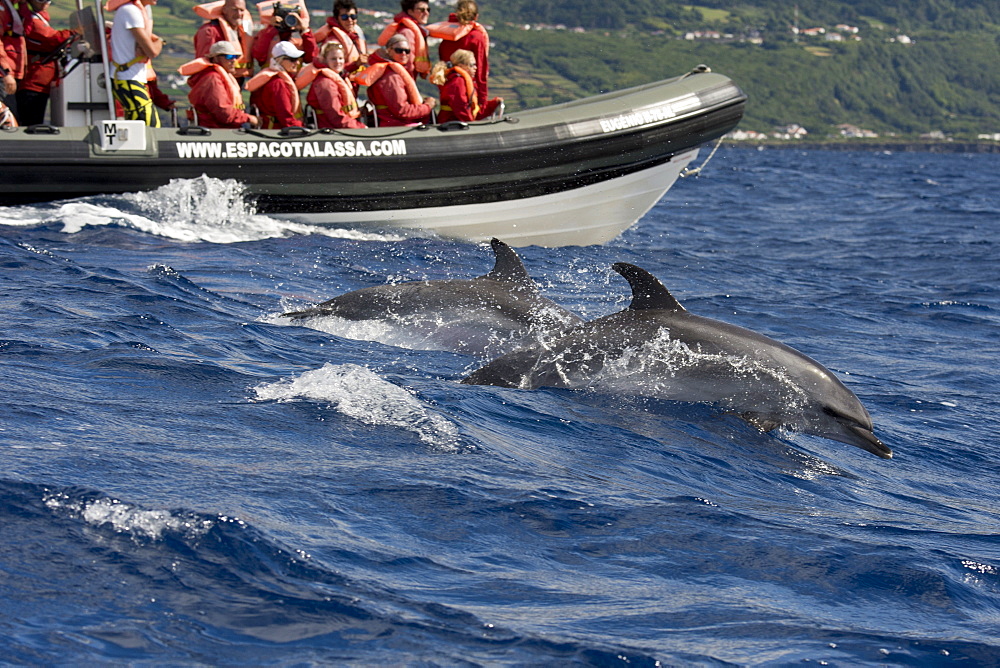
282,238,584,357
462,262,891,458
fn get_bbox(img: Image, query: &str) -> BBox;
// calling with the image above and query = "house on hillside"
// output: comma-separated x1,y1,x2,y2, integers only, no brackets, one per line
836,124,878,138
726,129,768,141
772,124,808,139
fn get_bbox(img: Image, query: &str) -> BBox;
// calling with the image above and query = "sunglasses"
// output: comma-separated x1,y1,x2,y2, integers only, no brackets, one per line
393,47,411,54
414,6,429,12
339,13,356,19
223,54,239,60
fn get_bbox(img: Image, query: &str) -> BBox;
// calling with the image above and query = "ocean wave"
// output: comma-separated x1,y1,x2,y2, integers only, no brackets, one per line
1,479,661,664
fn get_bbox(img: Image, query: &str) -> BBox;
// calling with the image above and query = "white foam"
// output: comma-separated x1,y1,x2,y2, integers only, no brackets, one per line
265,311,446,352
253,363,461,450
1,176,404,244
44,493,214,540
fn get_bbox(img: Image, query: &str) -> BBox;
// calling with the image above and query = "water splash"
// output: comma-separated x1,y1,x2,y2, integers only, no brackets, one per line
253,363,462,450
1,176,404,244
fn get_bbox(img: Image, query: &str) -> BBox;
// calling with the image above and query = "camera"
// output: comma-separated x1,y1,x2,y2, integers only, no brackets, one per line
272,3,302,31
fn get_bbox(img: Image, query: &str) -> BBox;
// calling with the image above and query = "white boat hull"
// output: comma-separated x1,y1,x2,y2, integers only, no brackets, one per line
273,149,699,247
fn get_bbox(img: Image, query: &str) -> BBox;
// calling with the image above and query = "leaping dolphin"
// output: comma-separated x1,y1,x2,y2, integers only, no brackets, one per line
282,238,583,357
462,262,891,458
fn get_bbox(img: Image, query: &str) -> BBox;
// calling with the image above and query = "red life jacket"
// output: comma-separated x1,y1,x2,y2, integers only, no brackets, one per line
247,65,301,126
353,59,422,105
377,14,428,75
296,62,359,117
438,65,478,119
178,56,244,108
314,21,363,67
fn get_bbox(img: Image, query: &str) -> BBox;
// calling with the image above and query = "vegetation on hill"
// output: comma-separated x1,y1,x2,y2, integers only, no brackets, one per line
487,26,1000,138
57,0,1000,139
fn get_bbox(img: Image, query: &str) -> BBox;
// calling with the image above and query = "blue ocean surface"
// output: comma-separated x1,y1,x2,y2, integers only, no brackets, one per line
1,148,998,665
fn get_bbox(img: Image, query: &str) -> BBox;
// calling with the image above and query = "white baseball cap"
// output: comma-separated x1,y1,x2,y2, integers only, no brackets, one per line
209,40,242,57
271,41,305,60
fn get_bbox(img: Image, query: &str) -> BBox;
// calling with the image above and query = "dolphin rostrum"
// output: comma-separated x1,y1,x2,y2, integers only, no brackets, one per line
282,238,583,357
462,262,891,458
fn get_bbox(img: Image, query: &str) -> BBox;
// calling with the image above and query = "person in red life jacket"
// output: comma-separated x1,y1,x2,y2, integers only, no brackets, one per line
18,0,76,126
428,48,498,123
1,0,26,118
432,0,497,120
181,40,258,128
145,69,174,111
298,40,362,128
247,39,303,128
109,0,163,126
0,50,16,127
314,0,365,79
0,97,15,126
377,0,428,78
251,2,315,69
355,33,434,126
0,31,19,108
193,0,254,86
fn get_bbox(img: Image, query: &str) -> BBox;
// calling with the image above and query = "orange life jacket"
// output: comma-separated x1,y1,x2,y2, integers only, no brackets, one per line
314,22,363,66
193,2,254,78
296,62,359,117
352,59,421,105
426,19,488,56
439,66,478,118
377,15,428,75
178,56,245,108
247,66,300,115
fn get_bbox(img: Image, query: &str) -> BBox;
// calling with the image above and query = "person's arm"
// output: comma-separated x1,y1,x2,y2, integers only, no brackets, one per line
299,29,316,63
272,78,302,127
193,22,218,59
203,73,252,126
382,75,433,121
441,77,472,121
0,51,15,95
130,25,161,60
251,26,275,65
24,14,76,52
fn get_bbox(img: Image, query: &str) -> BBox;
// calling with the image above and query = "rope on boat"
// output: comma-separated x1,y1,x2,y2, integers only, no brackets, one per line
680,135,724,178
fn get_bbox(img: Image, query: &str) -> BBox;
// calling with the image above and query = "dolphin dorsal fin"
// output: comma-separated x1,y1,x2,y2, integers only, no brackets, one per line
482,238,534,287
612,262,686,312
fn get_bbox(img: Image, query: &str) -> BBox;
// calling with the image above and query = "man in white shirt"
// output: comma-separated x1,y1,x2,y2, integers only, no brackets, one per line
109,0,162,126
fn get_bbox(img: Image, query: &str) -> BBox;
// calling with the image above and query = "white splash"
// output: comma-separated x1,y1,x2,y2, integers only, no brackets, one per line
43,492,215,540
253,363,461,450
1,175,404,244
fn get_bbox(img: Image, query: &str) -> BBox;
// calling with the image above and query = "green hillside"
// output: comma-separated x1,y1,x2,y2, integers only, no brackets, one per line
487,26,1000,138
58,0,1000,139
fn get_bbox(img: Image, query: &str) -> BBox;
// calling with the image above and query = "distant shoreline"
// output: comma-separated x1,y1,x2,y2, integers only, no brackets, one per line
724,141,1000,153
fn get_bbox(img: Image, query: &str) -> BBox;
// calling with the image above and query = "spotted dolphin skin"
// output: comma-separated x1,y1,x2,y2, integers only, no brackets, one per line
462,262,891,458
282,238,584,357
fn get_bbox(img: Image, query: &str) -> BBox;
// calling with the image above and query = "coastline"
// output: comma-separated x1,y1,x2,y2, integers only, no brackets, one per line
724,141,1000,153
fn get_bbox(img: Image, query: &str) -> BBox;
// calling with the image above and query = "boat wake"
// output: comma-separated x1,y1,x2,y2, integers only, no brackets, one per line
0,176,405,244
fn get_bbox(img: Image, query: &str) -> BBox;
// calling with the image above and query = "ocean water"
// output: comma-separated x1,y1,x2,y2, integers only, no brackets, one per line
1,148,998,665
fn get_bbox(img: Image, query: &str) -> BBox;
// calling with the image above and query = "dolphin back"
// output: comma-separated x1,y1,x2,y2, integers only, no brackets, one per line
481,238,536,289
613,262,686,312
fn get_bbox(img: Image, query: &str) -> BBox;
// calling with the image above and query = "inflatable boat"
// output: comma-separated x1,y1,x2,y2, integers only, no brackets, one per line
0,7,746,246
